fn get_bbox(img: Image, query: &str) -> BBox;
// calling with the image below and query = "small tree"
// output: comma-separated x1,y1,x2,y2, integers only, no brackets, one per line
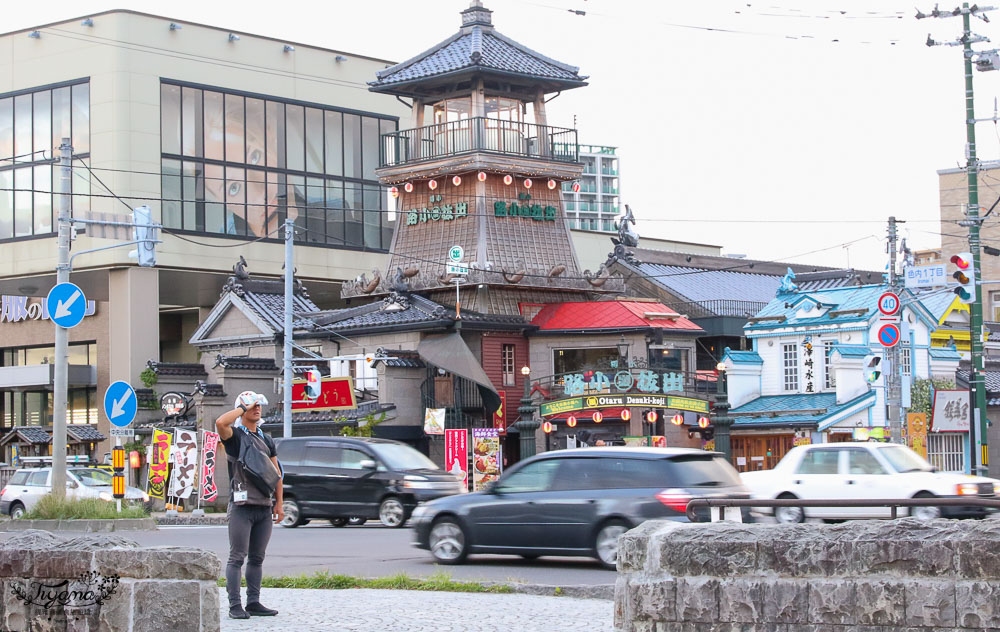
909,378,956,415
339,412,387,438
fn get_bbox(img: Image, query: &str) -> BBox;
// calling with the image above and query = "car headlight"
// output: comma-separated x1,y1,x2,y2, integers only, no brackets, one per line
98,491,113,502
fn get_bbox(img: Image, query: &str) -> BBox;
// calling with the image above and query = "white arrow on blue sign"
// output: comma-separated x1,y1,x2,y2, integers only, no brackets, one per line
46,282,87,329
103,381,137,427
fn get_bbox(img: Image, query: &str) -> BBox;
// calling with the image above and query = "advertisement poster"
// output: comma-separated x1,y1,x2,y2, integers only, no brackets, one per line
492,391,507,435
424,408,446,435
793,436,812,447
444,429,468,492
148,429,173,500
200,431,221,502
169,429,198,499
907,413,928,458
472,428,501,491
624,436,649,447
932,389,971,432
650,436,666,448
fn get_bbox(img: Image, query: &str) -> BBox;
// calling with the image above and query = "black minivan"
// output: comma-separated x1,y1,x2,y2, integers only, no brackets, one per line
276,436,463,528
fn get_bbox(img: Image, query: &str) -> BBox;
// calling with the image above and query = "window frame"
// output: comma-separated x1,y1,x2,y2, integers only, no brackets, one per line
501,344,516,387
782,343,799,392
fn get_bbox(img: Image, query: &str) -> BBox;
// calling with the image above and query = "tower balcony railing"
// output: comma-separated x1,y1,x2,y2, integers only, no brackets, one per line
380,118,579,168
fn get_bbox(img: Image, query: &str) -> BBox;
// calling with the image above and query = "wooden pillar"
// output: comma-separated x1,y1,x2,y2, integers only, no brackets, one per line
533,90,550,157
411,98,424,160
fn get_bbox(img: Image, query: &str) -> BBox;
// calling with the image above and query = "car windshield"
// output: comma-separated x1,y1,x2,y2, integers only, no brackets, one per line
371,444,438,471
71,468,113,487
878,445,934,473
667,455,744,487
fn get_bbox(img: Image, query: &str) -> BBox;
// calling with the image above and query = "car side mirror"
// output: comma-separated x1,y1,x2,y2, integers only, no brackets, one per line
360,459,377,470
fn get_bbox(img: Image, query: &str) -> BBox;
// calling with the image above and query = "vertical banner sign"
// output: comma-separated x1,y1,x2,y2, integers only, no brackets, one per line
471,428,501,491
907,413,928,458
148,429,173,500
424,408,446,435
492,391,507,435
201,431,221,502
444,429,469,492
169,429,198,500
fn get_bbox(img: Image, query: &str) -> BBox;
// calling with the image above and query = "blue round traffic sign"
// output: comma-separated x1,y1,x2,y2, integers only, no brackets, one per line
104,381,137,427
878,323,901,348
46,282,87,329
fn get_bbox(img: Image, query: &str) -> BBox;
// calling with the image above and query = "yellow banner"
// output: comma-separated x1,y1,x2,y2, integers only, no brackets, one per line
148,429,173,500
666,396,710,414
907,413,928,459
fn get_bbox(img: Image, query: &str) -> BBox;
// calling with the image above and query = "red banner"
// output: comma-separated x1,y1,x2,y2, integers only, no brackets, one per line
291,376,357,411
493,391,507,435
200,431,220,502
445,429,468,492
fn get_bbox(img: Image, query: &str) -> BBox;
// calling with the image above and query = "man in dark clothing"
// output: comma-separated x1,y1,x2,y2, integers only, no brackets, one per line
217,391,284,620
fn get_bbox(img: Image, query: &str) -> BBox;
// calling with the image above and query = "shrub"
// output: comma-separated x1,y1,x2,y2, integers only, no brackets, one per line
23,494,149,520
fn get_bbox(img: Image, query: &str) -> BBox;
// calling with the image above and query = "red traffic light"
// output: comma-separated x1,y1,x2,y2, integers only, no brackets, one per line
621,409,631,421
671,414,684,426
567,415,577,427
951,253,972,270
698,416,710,429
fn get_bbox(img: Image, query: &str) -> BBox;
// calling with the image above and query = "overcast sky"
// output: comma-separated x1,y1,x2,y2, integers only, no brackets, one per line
6,0,995,272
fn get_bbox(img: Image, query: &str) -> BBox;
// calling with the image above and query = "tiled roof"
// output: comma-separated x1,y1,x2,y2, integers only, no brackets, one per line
372,351,427,369
729,391,876,427
930,348,963,361
722,349,763,365
312,293,453,333
957,369,1000,395
243,289,320,332
831,344,871,359
261,401,392,424
66,425,107,442
747,285,889,331
134,419,198,430
370,5,586,92
916,291,960,321
146,361,207,377
214,356,279,372
531,301,703,332
2,426,52,444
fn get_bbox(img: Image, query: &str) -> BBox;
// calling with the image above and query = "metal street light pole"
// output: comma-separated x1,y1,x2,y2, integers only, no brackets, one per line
283,217,294,439
714,362,732,461
515,366,539,459
51,138,73,498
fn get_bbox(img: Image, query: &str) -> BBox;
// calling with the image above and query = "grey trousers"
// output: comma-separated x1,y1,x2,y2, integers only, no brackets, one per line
226,503,273,607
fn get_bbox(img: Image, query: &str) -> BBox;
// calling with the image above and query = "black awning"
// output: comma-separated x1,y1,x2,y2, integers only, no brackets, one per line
417,332,501,417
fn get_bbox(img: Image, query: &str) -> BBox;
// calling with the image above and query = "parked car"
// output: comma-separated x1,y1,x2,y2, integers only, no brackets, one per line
0,467,151,518
740,442,1000,523
410,447,751,569
276,436,464,528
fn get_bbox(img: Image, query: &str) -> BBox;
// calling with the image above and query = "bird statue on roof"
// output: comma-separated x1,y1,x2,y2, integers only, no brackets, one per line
776,267,799,296
611,205,639,248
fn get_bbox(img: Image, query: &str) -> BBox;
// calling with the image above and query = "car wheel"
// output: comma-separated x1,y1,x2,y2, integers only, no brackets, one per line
593,519,629,570
428,517,468,564
348,517,367,526
379,497,407,528
329,518,348,527
909,492,941,521
281,499,304,528
774,494,805,524
9,502,24,520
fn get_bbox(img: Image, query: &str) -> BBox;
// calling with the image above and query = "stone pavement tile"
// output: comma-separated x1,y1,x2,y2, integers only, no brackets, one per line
218,587,614,632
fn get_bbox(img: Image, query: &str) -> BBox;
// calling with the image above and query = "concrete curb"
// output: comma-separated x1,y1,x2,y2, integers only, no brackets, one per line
485,582,615,600
154,514,228,526
0,518,157,532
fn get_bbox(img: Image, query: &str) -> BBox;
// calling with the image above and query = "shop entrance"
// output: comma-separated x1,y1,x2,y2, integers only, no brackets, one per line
730,435,794,472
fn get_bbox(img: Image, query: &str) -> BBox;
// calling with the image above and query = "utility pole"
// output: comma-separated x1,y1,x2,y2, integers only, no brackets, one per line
887,217,904,444
283,217,294,439
919,2,995,474
51,138,72,498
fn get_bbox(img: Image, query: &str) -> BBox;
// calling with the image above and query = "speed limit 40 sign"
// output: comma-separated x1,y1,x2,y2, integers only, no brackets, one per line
878,292,900,317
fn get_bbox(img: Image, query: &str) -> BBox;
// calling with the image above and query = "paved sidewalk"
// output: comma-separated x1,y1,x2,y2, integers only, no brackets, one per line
218,587,614,632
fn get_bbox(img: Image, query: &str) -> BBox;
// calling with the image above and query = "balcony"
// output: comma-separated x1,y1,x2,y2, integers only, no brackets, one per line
380,118,579,169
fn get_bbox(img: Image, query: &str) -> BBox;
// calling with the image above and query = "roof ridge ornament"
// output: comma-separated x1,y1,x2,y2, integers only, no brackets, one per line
462,1,494,28
776,267,799,297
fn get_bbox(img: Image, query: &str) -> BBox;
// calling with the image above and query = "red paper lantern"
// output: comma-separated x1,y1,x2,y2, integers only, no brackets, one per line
477,171,487,182
542,421,553,434
567,415,577,428
452,175,462,186
547,179,557,190
524,178,533,189
572,182,581,193
503,174,513,186
671,414,684,426
592,411,603,423
389,186,399,199
698,416,710,429
621,409,631,421
404,182,414,193
129,451,141,469
428,179,438,190
646,410,659,424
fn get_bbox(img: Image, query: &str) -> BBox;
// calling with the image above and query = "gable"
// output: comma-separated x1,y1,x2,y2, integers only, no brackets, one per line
189,295,274,347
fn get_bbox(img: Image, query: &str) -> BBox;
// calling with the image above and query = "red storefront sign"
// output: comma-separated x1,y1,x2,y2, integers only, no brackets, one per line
445,429,469,492
291,377,357,411
493,391,507,435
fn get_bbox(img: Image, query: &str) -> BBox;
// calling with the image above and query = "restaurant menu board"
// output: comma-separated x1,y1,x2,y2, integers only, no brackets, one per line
472,428,501,491
445,429,469,492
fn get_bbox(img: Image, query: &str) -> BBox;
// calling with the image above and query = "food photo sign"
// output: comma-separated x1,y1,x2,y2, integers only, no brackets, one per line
472,428,501,491
445,429,469,492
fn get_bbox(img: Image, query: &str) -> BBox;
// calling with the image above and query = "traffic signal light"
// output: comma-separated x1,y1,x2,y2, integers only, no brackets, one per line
951,251,976,304
304,369,322,400
863,355,882,384
129,205,157,267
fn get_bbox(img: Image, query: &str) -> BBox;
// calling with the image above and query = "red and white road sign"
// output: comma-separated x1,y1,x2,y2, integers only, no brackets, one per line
878,292,900,317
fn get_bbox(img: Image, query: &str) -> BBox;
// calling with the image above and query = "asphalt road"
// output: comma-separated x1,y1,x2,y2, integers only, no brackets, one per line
125,521,616,586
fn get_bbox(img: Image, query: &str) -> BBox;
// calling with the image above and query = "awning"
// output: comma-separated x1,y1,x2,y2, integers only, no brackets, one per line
417,332,501,417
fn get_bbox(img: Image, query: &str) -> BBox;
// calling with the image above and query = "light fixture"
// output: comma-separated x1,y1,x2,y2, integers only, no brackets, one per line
169,23,182,31
520,366,530,376
28,31,40,39
335,55,348,62
524,178,533,189
283,44,295,53
503,175,513,186
616,335,630,360
403,182,414,193
389,186,399,199
81,18,94,27
477,171,487,182
452,175,461,186
428,179,438,190
716,361,727,372
228,33,240,42
547,179,557,190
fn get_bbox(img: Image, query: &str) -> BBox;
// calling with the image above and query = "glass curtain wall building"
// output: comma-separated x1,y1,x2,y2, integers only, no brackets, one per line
561,144,620,232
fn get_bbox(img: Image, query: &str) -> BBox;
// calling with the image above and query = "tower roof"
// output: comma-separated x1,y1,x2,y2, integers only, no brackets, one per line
369,2,587,98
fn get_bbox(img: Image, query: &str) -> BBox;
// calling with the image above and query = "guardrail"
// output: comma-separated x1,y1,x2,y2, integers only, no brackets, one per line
686,496,1000,521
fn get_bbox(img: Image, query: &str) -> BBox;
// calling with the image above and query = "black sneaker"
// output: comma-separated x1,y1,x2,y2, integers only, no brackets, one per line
229,605,250,620
245,602,278,617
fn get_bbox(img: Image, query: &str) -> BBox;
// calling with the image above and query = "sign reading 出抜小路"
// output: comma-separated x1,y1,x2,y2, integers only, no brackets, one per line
539,393,711,417
404,195,470,225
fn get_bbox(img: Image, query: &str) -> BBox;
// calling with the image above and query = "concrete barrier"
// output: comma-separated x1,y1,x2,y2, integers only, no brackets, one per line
615,518,1000,631
0,518,157,532
0,529,220,631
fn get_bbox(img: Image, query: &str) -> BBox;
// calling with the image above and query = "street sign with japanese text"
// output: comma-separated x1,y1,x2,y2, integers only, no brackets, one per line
446,263,469,276
904,264,946,289
931,389,971,432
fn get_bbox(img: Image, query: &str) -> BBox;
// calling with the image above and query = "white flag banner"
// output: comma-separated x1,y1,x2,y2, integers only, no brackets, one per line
169,428,199,499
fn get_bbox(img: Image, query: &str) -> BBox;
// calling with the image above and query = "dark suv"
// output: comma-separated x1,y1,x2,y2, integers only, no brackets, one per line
276,436,463,528
411,447,750,568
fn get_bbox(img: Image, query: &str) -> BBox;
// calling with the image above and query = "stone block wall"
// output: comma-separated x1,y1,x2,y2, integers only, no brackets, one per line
615,518,1000,631
0,530,220,632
